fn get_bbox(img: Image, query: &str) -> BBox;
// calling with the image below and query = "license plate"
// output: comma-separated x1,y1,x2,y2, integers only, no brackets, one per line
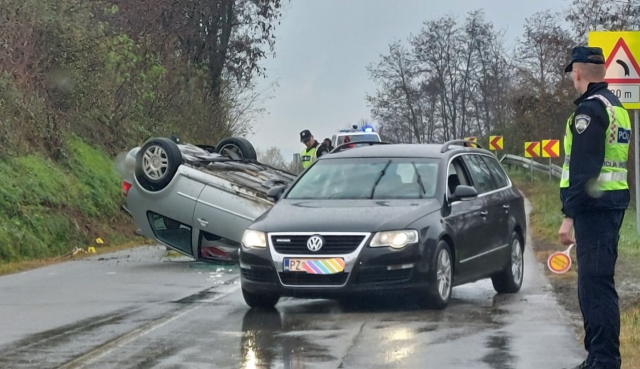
284,258,345,274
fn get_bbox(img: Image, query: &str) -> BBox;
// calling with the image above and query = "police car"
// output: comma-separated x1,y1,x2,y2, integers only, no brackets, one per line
330,124,381,149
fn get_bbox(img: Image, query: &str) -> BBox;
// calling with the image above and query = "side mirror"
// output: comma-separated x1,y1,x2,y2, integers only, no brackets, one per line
453,185,478,201
267,185,287,202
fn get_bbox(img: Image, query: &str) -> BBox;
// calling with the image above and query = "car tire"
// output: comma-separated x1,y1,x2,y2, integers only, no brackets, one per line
215,137,257,160
242,287,280,309
419,240,453,310
135,137,183,192
491,232,524,294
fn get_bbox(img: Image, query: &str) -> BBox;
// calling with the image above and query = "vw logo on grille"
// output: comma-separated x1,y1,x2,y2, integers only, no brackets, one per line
307,235,324,252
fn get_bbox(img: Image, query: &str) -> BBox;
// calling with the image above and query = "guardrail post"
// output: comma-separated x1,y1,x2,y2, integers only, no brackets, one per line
530,158,534,182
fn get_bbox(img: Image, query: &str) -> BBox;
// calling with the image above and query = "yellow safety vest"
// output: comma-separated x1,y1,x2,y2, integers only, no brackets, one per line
301,146,318,169
560,94,630,193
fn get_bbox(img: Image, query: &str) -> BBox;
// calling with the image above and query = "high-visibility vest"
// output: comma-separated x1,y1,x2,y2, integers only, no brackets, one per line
560,94,630,193
301,146,318,169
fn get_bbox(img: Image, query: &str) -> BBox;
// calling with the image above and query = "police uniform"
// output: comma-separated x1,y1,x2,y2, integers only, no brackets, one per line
561,47,631,369
300,130,328,169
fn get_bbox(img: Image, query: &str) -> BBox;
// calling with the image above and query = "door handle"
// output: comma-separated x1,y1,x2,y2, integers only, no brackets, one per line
480,210,488,217
197,218,209,226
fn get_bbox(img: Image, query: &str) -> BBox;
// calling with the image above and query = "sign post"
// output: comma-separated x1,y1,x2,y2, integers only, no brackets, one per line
525,141,540,182
489,135,503,157
637,110,640,235
542,139,560,180
589,31,640,235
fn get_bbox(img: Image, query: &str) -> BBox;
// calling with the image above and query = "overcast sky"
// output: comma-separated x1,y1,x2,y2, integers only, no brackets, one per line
247,0,568,161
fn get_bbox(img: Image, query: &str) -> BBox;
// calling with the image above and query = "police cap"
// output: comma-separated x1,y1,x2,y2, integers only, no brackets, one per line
564,46,605,72
300,129,312,143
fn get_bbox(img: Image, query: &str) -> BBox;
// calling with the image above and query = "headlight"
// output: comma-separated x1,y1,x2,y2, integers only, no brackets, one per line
242,230,267,248
370,230,419,249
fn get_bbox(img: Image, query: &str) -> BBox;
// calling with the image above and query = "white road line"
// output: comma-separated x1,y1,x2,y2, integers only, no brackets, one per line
57,281,241,369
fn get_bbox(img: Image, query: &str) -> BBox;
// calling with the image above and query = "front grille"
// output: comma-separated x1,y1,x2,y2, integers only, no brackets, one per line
355,267,413,285
271,235,365,255
242,267,277,283
278,272,348,286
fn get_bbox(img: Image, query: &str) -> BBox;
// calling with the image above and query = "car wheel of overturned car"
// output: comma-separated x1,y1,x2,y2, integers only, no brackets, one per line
135,137,183,192
418,240,453,310
215,137,257,161
491,231,524,294
242,287,280,309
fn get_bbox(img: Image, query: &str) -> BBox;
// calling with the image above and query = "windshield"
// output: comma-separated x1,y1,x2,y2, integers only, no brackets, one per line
286,158,439,200
337,134,380,146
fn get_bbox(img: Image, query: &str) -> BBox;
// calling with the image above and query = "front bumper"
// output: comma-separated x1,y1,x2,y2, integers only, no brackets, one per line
239,232,436,298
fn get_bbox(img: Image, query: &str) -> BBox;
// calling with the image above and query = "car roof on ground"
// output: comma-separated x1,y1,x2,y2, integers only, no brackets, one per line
323,143,493,159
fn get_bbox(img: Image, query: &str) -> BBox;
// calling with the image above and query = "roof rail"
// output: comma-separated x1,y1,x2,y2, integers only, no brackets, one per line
329,140,390,154
440,139,482,153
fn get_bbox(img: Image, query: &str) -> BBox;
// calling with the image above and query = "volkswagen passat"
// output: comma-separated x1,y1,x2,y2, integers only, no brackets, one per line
239,140,527,310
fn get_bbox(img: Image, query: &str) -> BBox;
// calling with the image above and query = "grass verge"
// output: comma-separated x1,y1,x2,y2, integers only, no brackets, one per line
507,166,640,369
0,136,143,274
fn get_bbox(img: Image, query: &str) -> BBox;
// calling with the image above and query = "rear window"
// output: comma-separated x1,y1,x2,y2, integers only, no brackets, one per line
286,157,439,200
336,134,381,146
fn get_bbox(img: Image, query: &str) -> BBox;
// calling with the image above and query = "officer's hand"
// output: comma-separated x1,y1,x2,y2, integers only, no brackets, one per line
558,218,575,246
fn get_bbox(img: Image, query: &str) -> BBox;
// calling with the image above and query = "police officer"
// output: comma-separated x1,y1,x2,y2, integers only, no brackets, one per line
299,129,328,169
322,137,334,152
559,46,631,369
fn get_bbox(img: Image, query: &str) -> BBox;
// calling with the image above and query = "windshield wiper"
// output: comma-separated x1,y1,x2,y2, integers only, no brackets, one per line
411,161,427,198
370,159,392,199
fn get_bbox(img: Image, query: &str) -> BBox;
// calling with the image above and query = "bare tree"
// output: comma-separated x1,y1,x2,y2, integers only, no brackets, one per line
368,10,512,145
366,41,428,143
257,146,288,170
565,0,640,41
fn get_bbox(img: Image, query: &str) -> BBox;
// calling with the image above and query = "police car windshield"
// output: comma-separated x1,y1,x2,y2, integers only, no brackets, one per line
286,157,439,200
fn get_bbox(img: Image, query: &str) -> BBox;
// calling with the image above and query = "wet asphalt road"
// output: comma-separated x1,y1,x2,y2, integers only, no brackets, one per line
0,201,586,369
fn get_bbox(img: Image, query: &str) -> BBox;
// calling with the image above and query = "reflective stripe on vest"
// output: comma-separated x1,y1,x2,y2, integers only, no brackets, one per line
301,146,318,169
560,94,631,191
561,170,627,182
563,155,627,169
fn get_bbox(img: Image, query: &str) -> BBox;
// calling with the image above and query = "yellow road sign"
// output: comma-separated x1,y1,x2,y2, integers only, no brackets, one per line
541,139,560,158
589,31,640,109
524,142,540,158
489,136,503,151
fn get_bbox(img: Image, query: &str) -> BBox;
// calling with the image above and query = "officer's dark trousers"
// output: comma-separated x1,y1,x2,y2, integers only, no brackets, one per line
574,209,625,369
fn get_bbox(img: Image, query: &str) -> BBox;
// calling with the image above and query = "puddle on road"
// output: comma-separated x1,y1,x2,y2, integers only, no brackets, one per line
481,331,516,369
239,308,337,369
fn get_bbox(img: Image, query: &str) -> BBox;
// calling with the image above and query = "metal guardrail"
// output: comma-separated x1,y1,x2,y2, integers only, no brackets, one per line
499,154,562,179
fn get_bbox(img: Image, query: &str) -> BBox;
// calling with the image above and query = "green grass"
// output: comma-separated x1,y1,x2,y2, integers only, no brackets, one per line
507,167,640,258
0,137,133,264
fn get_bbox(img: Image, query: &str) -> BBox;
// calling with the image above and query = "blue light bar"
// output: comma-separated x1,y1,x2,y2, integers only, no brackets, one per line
362,124,375,133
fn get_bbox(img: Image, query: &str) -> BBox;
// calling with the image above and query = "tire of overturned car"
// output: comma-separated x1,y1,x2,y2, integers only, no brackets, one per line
135,137,183,192
214,137,257,161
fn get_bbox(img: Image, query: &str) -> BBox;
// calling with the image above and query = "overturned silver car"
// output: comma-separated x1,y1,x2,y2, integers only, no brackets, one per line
118,136,297,263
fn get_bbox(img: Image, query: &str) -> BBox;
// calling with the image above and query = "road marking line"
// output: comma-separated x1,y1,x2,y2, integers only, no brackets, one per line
57,279,240,369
